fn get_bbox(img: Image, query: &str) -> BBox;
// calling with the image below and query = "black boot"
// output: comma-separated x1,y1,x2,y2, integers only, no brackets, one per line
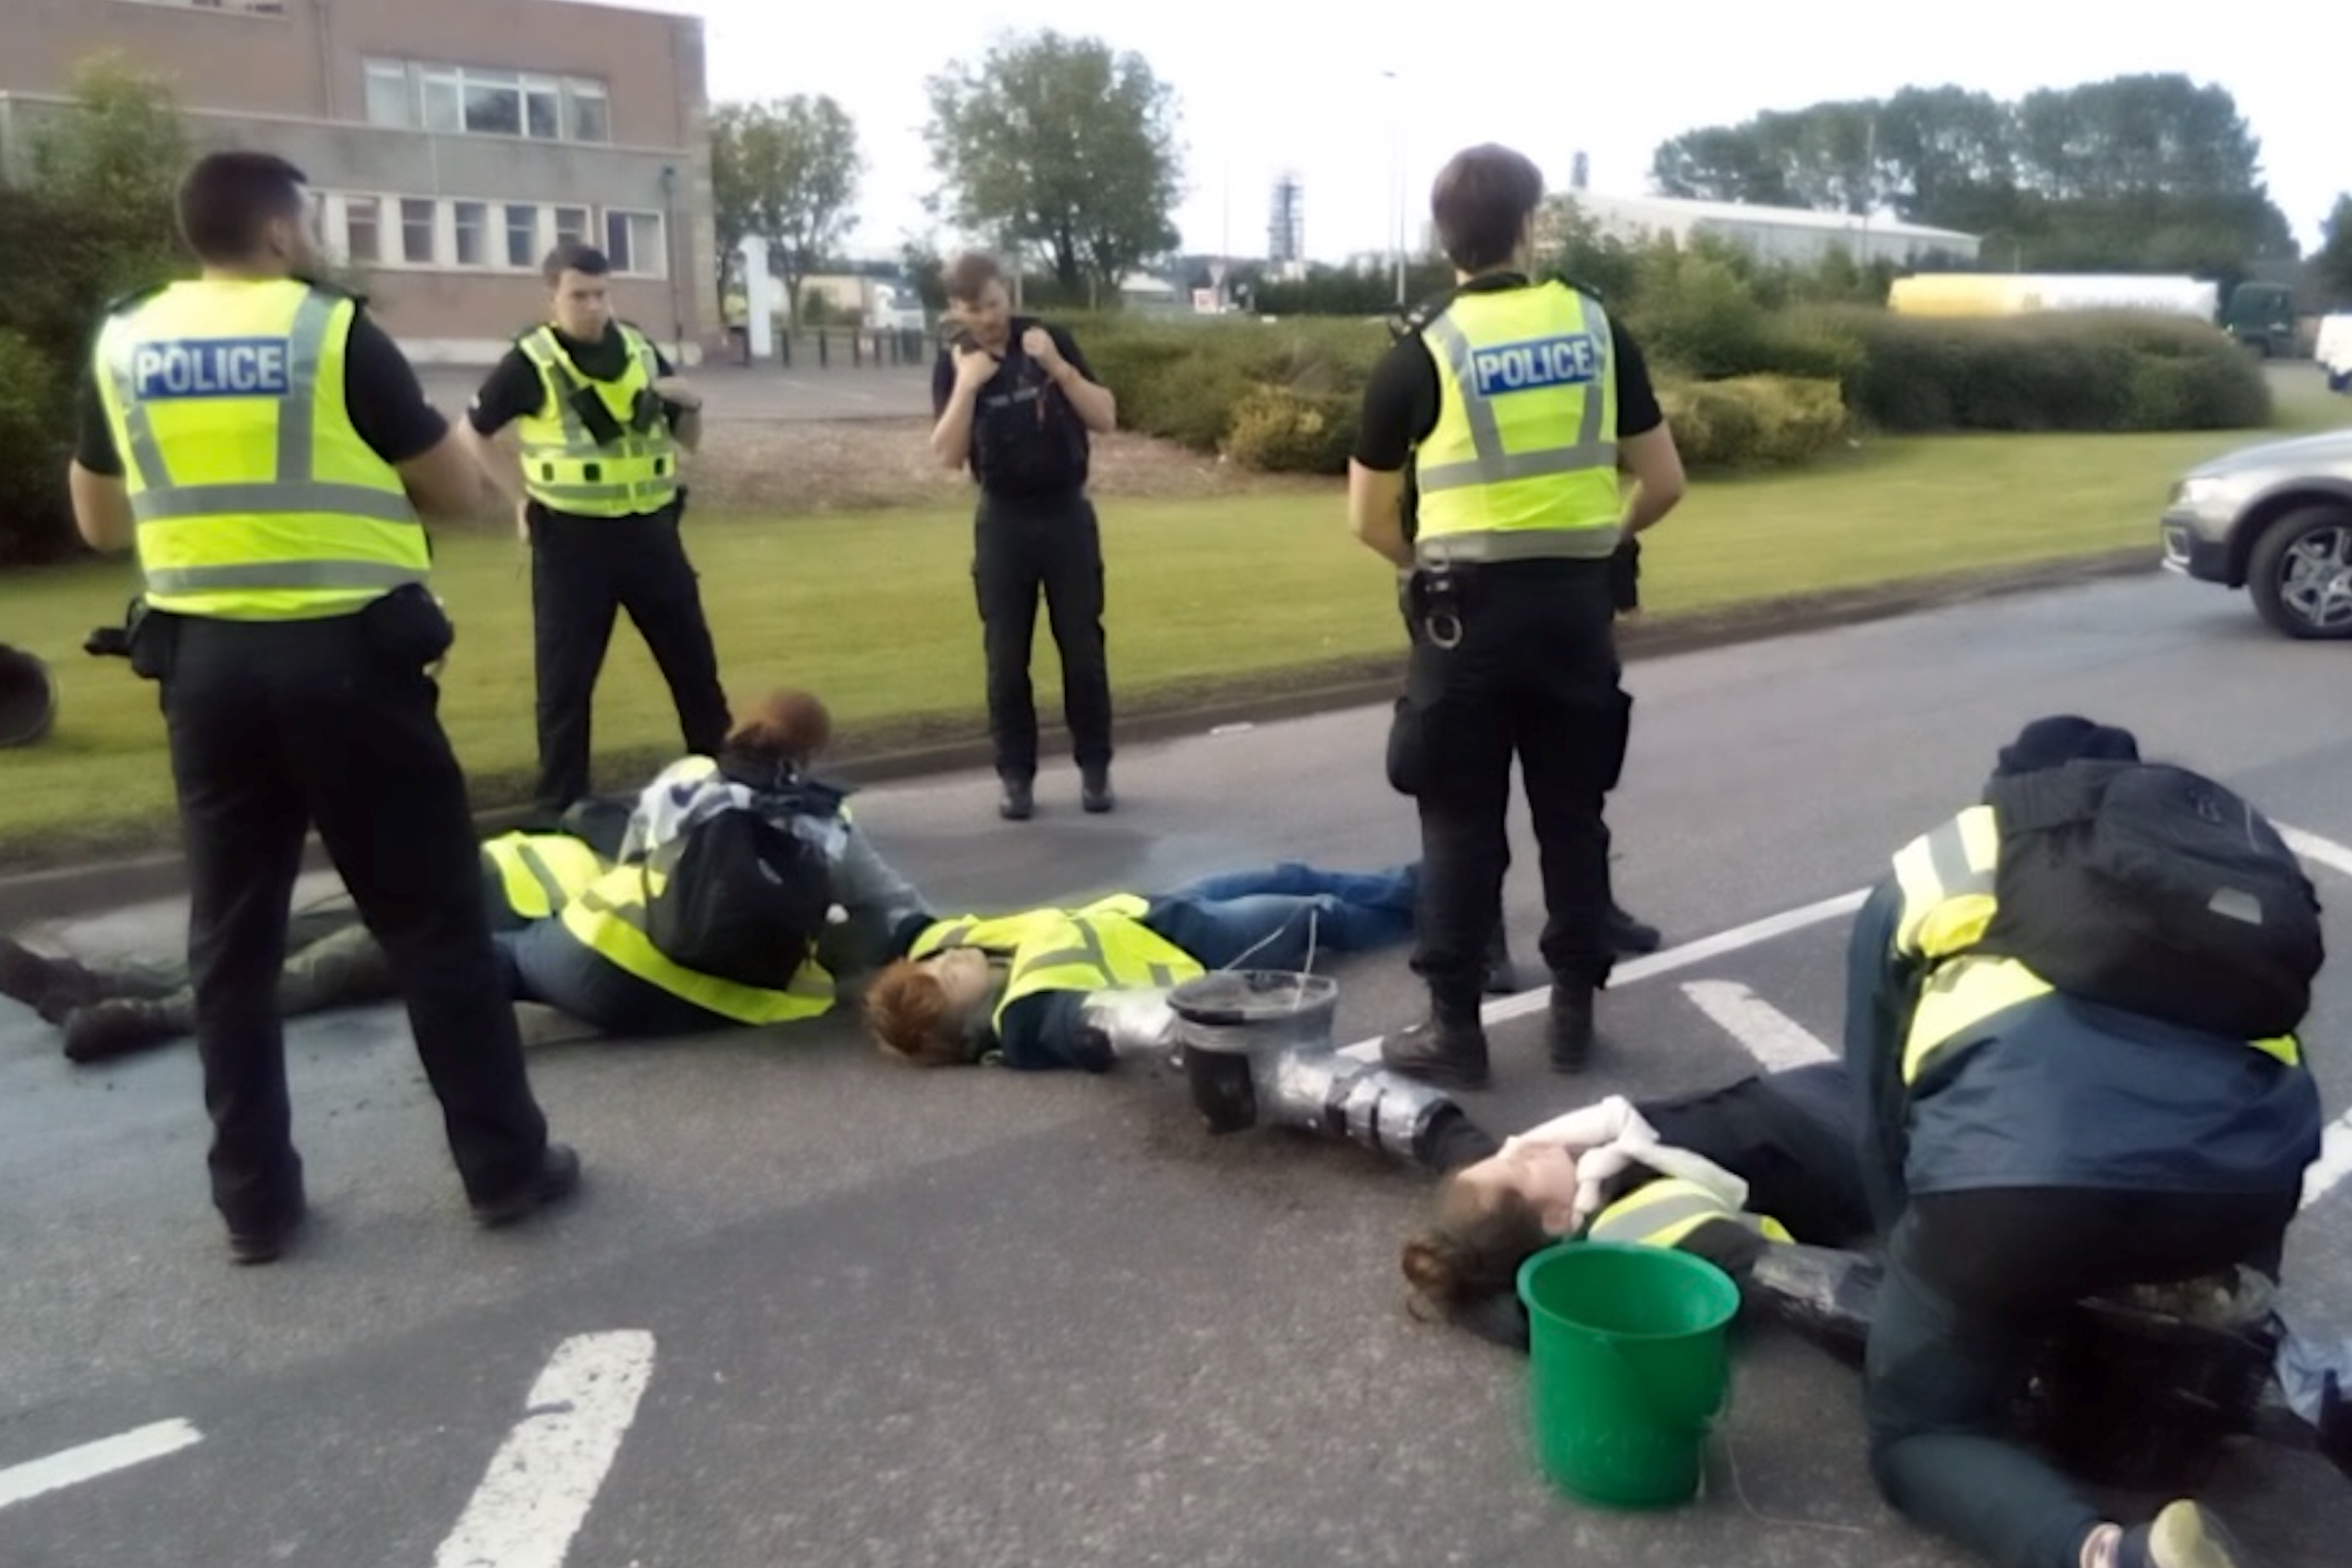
59,999,192,1064
1080,765,1115,814
0,936,103,1025
1546,981,1596,1074
1382,997,1490,1089
1482,926,1526,996
1606,903,1662,956
998,776,1035,822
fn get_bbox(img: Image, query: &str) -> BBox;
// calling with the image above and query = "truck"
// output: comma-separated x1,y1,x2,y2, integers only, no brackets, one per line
1887,272,2221,322
2220,281,2299,356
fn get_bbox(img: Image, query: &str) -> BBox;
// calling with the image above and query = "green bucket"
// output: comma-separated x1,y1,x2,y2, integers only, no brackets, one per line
1516,1240,1740,1509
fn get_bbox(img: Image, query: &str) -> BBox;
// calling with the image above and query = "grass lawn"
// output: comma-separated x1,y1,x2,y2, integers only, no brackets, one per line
2,388,2344,867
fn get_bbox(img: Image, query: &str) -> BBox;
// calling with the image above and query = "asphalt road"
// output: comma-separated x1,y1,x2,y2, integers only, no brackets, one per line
3,568,2348,1567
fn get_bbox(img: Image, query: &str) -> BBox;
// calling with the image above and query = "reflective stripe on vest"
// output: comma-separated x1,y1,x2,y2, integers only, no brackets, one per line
1585,1177,1794,1250
1411,280,1621,564
1889,806,2300,1084
93,280,428,619
514,324,679,517
910,894,1204,1032
479,831,609,923
557,863,833,1026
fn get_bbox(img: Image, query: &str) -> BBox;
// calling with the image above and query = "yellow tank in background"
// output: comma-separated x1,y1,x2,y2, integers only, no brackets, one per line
1888,273,2220,322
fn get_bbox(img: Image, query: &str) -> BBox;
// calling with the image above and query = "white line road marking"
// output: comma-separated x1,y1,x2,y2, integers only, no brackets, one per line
0,1420,203,1511
433,1331,656,1568
1337,888,1868,1060
2281,825,2352,882
1681,980,1838,1070
2303,1113,2352,1213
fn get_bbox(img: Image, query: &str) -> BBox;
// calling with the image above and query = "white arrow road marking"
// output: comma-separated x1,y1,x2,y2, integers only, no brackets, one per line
433,1330,656,1568
1680,980,1837,1070
0,1420,202,1511
1336,888,1869,1060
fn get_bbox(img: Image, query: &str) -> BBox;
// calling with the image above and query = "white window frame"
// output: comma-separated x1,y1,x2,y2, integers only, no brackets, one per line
603,209,667,279
356,57,611,144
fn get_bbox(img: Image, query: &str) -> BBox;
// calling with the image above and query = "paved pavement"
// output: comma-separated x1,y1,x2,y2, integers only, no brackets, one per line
2,570,2347,1567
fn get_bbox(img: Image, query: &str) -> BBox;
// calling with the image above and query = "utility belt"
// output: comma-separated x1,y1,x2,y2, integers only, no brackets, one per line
1401,562,1476,649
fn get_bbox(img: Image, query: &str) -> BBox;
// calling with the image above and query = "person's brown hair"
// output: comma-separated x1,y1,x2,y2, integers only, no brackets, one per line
722,688,833,767
941,250,1007,305
541,241,612,286
862,958,975,1066
176,150,308,264
1400,1170,1552,1322
1428,144,1546,272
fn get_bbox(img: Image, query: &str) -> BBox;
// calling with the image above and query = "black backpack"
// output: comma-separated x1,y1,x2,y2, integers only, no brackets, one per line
1971,758,2324,1039
641,807,834,992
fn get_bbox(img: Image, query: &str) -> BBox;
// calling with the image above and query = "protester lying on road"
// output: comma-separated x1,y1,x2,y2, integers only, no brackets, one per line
0,688,920,1057
859,862,1421,1073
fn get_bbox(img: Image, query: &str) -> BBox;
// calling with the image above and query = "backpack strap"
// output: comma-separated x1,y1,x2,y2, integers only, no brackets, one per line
1984,758,2127,833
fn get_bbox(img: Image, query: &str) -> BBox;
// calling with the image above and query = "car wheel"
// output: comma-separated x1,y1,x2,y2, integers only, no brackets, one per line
2247,505,2352,640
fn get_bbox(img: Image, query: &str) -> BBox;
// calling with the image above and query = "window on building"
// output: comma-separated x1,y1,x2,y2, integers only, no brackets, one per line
463,76,522,138
565,79,610,144
604,210,665,277
505,203,540,269
452,200,489,267
362,59,413,129
553,206,590,248
422,69,463,134
523,75,562,140
343,196,381,264
400,198,438,265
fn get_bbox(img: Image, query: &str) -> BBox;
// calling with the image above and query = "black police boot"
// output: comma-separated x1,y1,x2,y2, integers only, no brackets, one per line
998,776,1035,822
1080,765,1115,815
1606,903,1663,956
1483,926,1527,996
1382,997,1490,1090
60,999,191,1064
1546,981,1597,1074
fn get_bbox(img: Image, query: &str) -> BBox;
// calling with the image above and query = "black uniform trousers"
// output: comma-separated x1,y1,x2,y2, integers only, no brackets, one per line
1391,556,1625,1006
971,487,1113,782
157,605,551,1231
529,502,730,815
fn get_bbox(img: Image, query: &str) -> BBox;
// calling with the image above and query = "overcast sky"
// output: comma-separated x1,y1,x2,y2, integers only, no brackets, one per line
608,0,2342,265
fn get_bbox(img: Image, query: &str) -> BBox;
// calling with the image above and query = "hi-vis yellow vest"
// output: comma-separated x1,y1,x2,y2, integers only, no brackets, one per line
909,894,1205,1032
1586,1177,1795,1251
1890,805,2301,1086
92,279,429,620
1412,280,1621,563
513,323,679,517
479,831,610,924
558,861,833,1026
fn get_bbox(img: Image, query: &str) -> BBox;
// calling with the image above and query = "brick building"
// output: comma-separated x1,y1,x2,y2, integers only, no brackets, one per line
0,0,719,363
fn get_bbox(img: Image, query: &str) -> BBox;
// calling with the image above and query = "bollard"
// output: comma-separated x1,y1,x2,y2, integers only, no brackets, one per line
778,331,792,368
851,331,864,368
817,329,828,368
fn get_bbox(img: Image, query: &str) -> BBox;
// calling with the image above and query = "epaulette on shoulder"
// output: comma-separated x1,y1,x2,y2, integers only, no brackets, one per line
1546,272,1607,305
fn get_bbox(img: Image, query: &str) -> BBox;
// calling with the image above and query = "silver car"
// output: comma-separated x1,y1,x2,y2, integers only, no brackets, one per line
2161,429,2352,638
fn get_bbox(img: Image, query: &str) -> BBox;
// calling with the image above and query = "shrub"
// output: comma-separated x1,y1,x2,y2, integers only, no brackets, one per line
1801,306,2271,433
0,329,66,563
1657,374,1850,469
1222,386,1358,474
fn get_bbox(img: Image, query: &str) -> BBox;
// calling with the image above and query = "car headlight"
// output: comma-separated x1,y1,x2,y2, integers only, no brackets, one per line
2171,475,2237,509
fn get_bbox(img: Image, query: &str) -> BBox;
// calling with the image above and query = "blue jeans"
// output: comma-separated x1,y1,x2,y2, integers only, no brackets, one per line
1142,861,1418,971
491,920,735,1037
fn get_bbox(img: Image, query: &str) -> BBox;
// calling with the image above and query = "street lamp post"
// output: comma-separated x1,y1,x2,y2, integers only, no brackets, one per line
1383,69,1407,308
658,163,684,362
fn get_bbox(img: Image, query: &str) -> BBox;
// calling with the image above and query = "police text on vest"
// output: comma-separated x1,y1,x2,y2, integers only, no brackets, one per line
1470,334,1601,398
132,338,293,400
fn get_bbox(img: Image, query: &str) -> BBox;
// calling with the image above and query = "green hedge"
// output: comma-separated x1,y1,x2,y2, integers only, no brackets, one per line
1658,375,1850,469
1791,306,2272,433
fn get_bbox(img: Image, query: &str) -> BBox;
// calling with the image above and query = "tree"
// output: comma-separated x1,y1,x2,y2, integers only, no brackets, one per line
2314,195,2352,304
1648,74,2297,277
925,30,1183,298
2,54,191,562
707,95,862,329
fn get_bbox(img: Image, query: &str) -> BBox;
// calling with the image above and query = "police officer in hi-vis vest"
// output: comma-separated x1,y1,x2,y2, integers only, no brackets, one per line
1349,144,1687,1087
460,240,729,820
68,151,581,1262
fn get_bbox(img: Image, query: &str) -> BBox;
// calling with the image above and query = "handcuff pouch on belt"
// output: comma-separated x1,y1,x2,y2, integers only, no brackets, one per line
1406,563,1472,650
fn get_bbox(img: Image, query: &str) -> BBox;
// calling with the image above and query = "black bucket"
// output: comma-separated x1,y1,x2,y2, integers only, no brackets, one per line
2025,1296,2277,1491
0,644,55,747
